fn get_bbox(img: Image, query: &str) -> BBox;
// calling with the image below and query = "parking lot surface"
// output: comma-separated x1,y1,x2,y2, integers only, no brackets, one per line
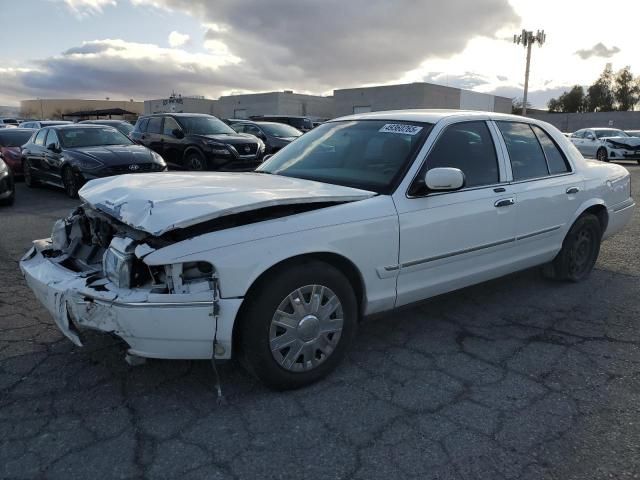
1,168,640,480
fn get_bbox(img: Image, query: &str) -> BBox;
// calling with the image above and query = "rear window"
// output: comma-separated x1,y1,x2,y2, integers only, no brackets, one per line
0,130,34,147
531,125,570,175
497,122,549,181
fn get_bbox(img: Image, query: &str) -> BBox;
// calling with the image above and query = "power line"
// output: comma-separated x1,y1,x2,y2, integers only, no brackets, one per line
513,29,546,115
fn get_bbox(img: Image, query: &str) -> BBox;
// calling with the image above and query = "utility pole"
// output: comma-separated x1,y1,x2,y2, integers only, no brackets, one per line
513,29,546,116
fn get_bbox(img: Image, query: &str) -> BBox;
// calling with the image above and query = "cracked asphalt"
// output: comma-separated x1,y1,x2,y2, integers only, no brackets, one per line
1,167,639,480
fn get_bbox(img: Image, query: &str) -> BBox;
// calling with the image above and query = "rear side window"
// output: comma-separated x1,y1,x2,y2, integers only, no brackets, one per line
424,121,499,188
34,129,47,146
147,117,162,134
497,122,548,181
531,125,570,175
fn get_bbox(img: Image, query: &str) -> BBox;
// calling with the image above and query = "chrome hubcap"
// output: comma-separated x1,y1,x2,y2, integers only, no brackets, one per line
269,284,343,372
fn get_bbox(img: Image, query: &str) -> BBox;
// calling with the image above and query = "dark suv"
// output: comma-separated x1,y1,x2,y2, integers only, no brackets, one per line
249,115,314,132
131,113,265,171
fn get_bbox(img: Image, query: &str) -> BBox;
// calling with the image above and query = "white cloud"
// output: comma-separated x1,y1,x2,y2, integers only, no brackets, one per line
168,31,190,48
63,0,116,16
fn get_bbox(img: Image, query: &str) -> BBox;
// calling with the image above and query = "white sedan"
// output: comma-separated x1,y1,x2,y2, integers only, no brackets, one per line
570,127,640,163
20,110,634,389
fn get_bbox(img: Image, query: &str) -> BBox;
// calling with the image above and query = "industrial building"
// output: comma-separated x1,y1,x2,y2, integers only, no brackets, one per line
333,82,512,117
144,96,218,115
214,91,334,120
20,99,143,120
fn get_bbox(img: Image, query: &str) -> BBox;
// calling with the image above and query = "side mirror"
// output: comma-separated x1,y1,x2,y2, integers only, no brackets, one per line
172,128,184,139
425,167,465,191
46,143,60,153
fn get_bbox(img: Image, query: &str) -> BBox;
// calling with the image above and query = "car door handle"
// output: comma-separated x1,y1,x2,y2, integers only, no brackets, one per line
494,198,515,208
566,186,580,194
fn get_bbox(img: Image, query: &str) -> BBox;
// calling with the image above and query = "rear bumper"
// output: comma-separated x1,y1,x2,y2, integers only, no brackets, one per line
603,198,635,240
20,241,242,360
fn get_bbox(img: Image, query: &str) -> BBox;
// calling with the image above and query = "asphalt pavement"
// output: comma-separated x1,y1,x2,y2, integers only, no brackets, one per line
1,167,639,479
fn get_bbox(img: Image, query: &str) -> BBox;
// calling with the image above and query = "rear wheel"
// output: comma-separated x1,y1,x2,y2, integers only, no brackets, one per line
238,260,358,390
0,189,14,206
542,213,602,282
596,148,609,162
23,159,40,188
185,151,207,171
62,166,80,199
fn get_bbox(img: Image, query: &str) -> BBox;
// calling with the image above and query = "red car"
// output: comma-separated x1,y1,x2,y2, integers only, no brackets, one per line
0,128,35,177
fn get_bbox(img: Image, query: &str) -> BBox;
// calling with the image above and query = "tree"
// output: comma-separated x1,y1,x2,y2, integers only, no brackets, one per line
585,63,615,112
547,85,585,113
512,97,531,115
613,66,640,111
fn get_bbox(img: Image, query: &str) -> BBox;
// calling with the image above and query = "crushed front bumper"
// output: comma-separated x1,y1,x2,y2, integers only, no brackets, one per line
19,240,241,360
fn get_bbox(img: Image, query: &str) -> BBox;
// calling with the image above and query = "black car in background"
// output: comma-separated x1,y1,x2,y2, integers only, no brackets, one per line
131,113,265,171
249,115,314,132
0,157,15,206
22,124,166,198
80,119,135,138
229,120,302,154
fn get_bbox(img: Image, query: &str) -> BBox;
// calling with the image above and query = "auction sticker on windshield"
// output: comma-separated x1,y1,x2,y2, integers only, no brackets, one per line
379,124,423,135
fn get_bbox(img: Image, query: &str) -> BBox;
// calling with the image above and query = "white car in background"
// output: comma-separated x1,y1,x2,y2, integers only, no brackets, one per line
20,110,634,389
570,128,640,164
626,130,640,138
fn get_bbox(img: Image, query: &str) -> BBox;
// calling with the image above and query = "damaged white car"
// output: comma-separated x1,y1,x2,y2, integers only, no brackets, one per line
21,110,635,389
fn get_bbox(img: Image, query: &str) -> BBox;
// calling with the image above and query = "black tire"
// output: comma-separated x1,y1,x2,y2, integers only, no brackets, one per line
23,159,40,188
62,166,80,199
0,191,14,206
185,151,207,171
596,148,609,162
542,213,602,282
238,260,358,390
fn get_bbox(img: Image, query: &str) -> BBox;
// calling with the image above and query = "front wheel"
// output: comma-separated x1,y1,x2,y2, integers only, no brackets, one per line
238,261,358,390
23,159,40,188
542,213,602,282
62,166,81,199
185,151,207,171
596,148,609,162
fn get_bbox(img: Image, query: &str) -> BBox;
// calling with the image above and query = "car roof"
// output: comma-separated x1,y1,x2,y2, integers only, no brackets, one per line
231,120,287,126
143,113,213,118
252,115,310,119
333,109,538,124
49,124,114,130
80,119,126,123
0,128,35,133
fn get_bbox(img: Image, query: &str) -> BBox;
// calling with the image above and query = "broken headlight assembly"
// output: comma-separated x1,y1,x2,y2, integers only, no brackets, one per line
102,237,136,288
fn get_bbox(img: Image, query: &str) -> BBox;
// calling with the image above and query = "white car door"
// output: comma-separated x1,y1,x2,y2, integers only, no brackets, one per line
494,121,583,264
392,119,518,307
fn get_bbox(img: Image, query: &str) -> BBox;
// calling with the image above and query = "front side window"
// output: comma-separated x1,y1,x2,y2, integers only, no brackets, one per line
497,122,548,181
420,121,500,189
258,120,431,193
531,125,570,175
58,127,134,148
45,129,60,147
163,117,180,136
34,129,47,146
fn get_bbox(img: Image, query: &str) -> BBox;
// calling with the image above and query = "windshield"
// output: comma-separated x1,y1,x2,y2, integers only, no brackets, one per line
115,123,134,135
260,122,302,137
59,127,134,148
257,120,432,193
0,130,34,147
177,116,236,135
595,129,628,138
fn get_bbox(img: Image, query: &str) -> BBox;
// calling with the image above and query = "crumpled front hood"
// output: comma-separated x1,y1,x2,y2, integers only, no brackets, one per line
602,136,640,149
78,172,375,236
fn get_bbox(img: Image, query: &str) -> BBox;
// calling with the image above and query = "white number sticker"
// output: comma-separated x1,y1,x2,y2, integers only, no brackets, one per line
379,124,423,135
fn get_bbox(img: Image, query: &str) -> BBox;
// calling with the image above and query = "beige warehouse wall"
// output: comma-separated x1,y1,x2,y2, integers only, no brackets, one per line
20,99,144,120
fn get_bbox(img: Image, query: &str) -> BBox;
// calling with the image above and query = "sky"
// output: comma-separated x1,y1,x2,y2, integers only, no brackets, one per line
0,0,638,108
